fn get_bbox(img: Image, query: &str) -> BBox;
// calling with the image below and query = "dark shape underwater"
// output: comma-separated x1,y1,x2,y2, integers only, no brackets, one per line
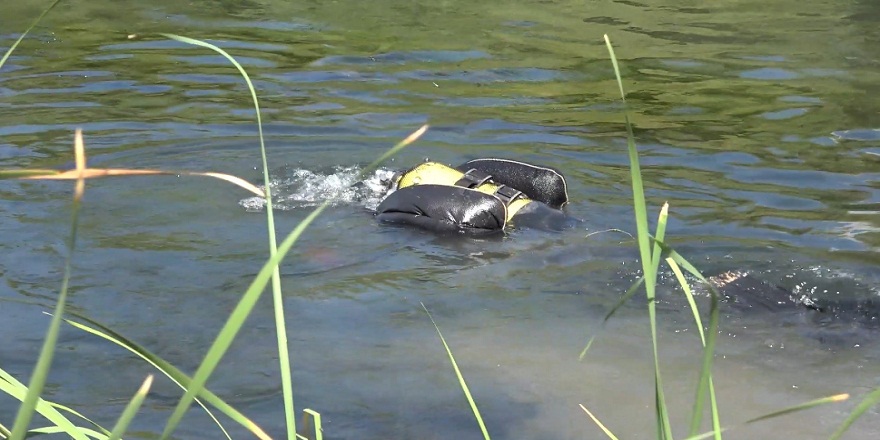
373,158,880,336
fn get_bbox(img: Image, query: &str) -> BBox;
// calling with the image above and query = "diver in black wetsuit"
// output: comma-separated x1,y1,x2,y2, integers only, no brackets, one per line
372,158,880,335
375,158,580,234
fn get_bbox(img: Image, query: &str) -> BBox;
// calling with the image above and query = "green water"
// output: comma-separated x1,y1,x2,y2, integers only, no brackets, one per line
2,0,879,438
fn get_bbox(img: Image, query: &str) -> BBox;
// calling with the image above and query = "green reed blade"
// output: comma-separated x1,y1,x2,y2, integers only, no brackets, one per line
158,125,426,439
579,404,621,440
298,409,323,440
705,302,722,440
651,203,669,270
651,205,673,439
695,278,722,439
668,258,708,433
63,314,248,440
160,32,299,440
605,275,646,323
829,387,880,440
9,131,88,440
578,336,598,360
664,246,723,438
107,376,153,440
681,426,730,440
603,33,673,439
579,276,644,360
421,303,490,440
24,426,106,438
45,399,111,438
0,0,63,71
4,364,111,437
658,243,709,284
667,259,705,346
683,394,848,440
745,393,849,424
0,374,92,440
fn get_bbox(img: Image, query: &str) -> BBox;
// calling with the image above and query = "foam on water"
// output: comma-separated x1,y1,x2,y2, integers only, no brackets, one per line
239,166,397,212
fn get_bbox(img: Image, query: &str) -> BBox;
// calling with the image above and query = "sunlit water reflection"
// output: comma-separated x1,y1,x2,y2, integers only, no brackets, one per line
2,0,880,438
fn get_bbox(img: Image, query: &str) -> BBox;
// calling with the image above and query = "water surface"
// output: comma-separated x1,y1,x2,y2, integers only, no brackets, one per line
1,0,880,438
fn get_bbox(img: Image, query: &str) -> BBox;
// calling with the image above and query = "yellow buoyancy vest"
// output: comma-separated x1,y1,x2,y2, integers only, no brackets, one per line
395,162,532,222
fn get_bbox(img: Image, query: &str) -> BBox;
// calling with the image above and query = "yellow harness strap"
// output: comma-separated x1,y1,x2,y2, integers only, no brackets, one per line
396,162,532,221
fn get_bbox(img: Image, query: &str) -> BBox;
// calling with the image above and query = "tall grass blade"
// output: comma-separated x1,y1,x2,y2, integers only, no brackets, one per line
22,426,106,438
602,275,646,324
681,427,730,440
0,374,91,440
579,404,621,440
298,409,323,440
0,0,62,71
578,336,597,360
44,400,110,438
160,31,297,439
63,313,260,440
650,203,669,267
421,303,490,440
579,276,644,360
603,33,673,439
3,363,113,438
658,243,709,283
696,282,721,439
158,125,426,439
107,375,153,440
682,394,849,440
650,205,673,439
829,387,880,440
9,130,87,440
163,34,286,440
667,260,704,345
745,393,849,424
663,243,723,438
668,259,711,435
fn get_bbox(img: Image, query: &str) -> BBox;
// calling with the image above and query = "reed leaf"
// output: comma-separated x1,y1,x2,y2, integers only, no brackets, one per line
0,0,63,71
603,34,673,439
579,404,621,440
158,125,426,439
8,130,87,440
829,388,880,440
421,303,490,440
107,376,153,440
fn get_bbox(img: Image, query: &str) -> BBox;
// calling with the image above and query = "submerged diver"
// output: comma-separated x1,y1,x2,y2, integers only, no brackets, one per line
371,158,880,336
375,158,579,234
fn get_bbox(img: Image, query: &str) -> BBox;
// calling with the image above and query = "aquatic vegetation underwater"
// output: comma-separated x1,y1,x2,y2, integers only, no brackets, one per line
1,4,879,440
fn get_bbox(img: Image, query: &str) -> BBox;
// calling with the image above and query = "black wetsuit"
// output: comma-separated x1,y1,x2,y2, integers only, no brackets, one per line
372,158,880,336
375,158,579,235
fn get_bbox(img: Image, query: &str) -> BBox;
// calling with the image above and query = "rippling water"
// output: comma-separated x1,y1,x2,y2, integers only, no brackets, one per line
2,0,880,438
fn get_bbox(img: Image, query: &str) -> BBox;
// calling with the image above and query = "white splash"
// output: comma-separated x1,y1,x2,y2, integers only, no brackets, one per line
239,166,397,212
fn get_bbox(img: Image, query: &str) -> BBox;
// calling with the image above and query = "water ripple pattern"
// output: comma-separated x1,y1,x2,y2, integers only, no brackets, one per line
3,0,880,439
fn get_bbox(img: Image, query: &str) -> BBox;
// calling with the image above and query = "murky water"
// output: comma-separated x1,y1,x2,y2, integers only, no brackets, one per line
2,0,879,438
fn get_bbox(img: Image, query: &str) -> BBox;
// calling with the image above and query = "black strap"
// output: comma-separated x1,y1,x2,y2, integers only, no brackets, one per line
455,168,523,207
454,168,492,188
494,185,523,206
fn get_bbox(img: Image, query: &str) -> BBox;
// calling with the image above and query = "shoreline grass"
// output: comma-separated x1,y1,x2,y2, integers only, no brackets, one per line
577,34,857,440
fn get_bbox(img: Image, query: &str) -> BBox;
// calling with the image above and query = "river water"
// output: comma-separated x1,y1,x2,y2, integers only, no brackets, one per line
1,0,879,438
